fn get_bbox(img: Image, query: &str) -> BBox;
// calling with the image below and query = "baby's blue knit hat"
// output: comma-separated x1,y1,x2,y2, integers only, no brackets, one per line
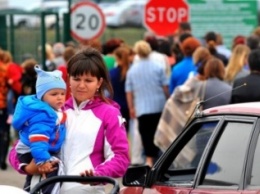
35,65,66,99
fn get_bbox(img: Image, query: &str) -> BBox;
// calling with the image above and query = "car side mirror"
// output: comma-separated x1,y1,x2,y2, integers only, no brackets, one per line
123,165,151,187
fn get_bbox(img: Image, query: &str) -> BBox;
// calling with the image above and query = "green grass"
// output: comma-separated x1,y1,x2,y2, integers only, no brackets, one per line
102,27,146,46
4,27,145,63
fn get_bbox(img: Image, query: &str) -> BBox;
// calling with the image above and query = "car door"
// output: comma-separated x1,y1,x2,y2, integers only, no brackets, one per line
141,117,223,194
242,117,260,194
191,116,258,194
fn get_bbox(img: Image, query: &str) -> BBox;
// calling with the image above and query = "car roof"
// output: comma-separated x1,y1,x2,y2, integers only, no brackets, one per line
203,102,260,116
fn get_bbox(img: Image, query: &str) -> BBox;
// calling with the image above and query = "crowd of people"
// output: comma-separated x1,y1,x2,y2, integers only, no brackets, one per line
1,21,260,193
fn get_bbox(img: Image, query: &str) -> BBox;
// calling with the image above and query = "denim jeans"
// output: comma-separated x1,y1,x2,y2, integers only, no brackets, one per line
7,89,15,115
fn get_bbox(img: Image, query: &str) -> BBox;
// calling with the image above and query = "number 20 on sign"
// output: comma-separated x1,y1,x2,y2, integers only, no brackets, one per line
71,1,106,41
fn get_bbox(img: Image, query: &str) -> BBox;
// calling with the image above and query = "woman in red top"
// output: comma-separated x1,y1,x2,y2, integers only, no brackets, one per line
3,51,22,124
0,49,12,170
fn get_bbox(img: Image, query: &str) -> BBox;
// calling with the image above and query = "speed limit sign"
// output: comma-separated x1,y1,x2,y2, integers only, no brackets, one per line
71,1,106,41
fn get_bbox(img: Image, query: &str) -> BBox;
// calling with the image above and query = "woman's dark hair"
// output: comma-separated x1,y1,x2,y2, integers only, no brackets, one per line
246,35,260,50
145,35,159,51
103,38,124,54
67,46,114,102
114,46,130,80
21,59,38,77
204,31,217,42
179,22,191,31
179,32,192,43
204,31,218,55
204,57,225,80
171,43,183,64
158,39,171,56
248,49,260,71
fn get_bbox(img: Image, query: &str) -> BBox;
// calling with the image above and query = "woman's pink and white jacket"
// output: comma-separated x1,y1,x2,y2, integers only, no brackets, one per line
62,96,130,178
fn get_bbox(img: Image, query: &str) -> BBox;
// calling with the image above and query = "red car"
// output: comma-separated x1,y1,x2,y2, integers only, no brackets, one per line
121,102,260,194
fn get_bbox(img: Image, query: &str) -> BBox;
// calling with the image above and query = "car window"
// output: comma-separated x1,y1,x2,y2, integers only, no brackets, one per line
158,121,218,186
249,130,260,186
200,122,254,187
171,122,217,170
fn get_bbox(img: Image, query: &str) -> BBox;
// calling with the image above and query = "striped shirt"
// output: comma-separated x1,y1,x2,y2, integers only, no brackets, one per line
125,59,169,117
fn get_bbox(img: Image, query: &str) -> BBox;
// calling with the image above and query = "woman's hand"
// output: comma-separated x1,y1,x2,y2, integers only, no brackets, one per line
80,169,99,185
80,169,95,177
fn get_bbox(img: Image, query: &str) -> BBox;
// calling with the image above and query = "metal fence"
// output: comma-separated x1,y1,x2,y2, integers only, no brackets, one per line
0,11,145,68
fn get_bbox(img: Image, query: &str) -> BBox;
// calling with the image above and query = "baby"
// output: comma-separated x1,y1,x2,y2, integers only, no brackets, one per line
12,66,67,194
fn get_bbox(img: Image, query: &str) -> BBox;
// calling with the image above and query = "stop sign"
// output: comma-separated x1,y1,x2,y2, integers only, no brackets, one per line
144,0,189,36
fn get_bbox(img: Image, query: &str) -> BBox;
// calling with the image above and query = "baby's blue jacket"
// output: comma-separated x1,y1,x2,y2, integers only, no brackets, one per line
12,95,66,165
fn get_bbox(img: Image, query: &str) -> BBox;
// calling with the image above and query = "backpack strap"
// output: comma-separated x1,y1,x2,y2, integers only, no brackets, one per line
199,81,207,102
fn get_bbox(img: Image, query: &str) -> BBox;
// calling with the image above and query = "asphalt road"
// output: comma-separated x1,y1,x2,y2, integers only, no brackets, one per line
0,160,24,189
0,131,25,189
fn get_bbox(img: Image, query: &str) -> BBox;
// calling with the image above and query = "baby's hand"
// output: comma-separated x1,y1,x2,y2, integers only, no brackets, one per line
37,161,58,179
